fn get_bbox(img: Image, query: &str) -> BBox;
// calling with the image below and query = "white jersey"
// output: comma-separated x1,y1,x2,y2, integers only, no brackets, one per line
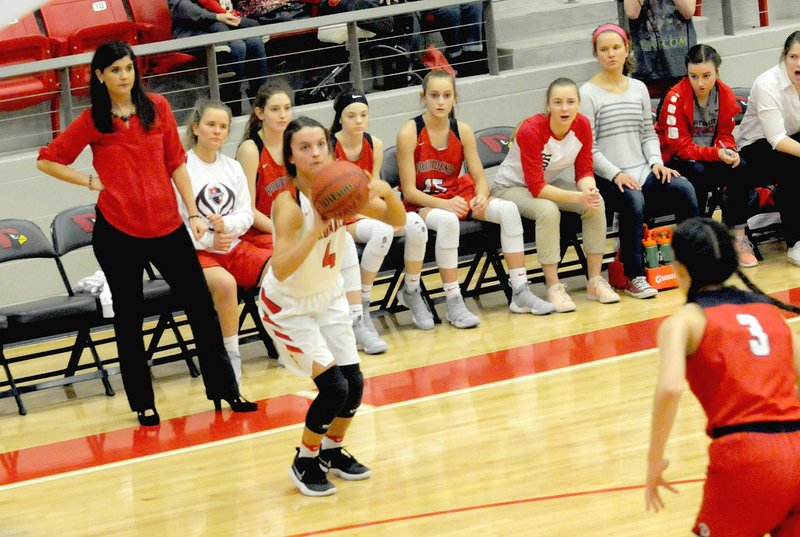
180,149,254,253
265,192,346,298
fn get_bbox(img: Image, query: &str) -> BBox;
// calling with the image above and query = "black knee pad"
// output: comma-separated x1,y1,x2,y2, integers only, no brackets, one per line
306,367,349,434
336,364,364,418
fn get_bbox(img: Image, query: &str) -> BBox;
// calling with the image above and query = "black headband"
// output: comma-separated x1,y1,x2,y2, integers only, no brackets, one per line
334,93,369,121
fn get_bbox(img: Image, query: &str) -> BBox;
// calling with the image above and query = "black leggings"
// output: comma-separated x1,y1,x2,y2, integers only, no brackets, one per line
92,210,238,411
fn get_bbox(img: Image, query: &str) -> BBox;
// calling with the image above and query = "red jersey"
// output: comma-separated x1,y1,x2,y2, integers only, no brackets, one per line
403,115,474,214
38,93,185,238
687,287,800,437
332,133,374,174
253,135,293,220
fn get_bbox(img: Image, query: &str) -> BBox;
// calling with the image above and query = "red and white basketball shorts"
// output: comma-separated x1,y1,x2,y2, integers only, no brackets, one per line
197,240,271,289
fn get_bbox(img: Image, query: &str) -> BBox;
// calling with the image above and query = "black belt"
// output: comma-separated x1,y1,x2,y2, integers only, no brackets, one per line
711,420,800,439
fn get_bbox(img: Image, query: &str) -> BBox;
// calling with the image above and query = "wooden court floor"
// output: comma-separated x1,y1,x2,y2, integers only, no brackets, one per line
1,240,799,536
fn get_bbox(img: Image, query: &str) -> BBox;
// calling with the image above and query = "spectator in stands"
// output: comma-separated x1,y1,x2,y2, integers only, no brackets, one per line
168,0,269,116
235,82,293,250
411,1,486,76
735,30,800,267
36,41,257,427
492,77,619,312
580,24,698,299
180,98,272,383
397,69,555,328
330,91,428,348
655,44,756,267
624,0,696,99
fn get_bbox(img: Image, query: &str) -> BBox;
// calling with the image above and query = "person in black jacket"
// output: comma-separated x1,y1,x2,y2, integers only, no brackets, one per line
168,0,268,115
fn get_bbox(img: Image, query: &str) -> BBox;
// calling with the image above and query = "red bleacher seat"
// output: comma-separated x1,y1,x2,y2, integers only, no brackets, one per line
40,0,141,93
0,14,61,137
126,0,198,77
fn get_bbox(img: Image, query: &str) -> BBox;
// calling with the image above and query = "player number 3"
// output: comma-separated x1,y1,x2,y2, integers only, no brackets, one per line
736,313,771,357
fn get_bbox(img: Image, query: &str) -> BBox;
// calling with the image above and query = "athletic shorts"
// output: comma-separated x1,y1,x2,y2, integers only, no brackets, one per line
239,228,274,251
258,281,359,377
693,430,800,536
197,240,271,289
403,173,476,220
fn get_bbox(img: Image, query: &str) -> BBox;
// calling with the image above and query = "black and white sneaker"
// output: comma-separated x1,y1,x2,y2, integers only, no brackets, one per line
319,447,372,480
289,449,337,496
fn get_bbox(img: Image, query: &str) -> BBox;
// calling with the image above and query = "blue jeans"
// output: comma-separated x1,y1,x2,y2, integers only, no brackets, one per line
597,172,699,278
421,2,483,56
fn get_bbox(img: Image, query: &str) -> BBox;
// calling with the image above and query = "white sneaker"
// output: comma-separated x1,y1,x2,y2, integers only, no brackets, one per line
353,316,388,355
445,294,480,328
398,285,435,330
509,286,555,315
547,283,576,313
788,242,800,267
586,276,621,304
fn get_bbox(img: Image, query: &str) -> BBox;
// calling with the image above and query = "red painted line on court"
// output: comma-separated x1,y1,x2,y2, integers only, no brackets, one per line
1,286,797,486
284,478,706,536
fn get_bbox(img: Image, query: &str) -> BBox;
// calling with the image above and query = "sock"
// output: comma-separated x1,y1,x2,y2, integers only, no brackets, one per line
361,284,372,304
322,435,344,450
508,267,528,291
443,281,460,298
349,302,363,322
223,335,239,355
299,442,320,458
404,272,421,291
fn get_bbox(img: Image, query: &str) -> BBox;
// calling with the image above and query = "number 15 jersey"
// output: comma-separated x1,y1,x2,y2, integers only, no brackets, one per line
688,287,800,437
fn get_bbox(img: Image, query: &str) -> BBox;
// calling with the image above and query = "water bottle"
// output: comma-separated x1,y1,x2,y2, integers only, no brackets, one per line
657,237,674,264
643,238,659,268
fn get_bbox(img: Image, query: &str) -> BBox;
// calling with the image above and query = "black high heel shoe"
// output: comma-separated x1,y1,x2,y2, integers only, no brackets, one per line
137,408,160,426
214,395,258,413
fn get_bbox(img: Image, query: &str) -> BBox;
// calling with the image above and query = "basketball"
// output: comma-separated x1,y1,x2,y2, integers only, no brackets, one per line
311,160,370,219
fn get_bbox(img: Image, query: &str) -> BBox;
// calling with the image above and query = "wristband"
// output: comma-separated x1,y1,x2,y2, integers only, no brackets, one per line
87,174,94,191
612,171,623,181
189,215,202,220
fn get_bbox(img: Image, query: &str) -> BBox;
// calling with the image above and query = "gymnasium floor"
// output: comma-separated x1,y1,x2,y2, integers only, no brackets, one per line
1,239,798,536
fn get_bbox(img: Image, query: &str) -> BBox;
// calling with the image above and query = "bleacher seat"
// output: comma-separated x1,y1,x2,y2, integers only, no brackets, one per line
0,14,61,138
40,0,141,93
126,0,199,77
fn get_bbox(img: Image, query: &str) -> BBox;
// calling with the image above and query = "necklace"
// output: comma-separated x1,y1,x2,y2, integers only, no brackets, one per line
112,105,136,122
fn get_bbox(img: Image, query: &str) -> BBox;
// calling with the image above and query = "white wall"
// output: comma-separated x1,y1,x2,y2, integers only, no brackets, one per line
1,21,797,306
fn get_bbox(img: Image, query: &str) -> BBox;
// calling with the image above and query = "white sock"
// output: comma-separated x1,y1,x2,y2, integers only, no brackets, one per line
350,302,363,321
299,443,320,458
443,281,460,298
404,272,421,291
223,335,239,355
322,435,344,450
508,268,528,291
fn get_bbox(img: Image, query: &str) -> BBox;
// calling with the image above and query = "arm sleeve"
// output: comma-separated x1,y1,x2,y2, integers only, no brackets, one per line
168,0,217,23
175,181,214,250
515,121,547,197
579,85,620,181
221,160,255,237
37,111,95,165
196,0,226,14
752,82,790,150
573,115,594,180
661,89,719,161
153,95,187,176
639,84,663,166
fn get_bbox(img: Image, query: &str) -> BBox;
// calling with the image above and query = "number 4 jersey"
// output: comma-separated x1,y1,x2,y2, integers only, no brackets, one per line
263,191,346,298
688,287,800,436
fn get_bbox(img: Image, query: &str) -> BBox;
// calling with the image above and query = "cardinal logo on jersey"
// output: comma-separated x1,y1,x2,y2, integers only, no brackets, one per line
70,213,96,233
196,181,236,216
479,134,510,154
0,228,27,249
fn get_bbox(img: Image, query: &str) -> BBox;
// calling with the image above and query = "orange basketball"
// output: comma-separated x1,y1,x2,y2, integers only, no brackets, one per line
311,160,370,219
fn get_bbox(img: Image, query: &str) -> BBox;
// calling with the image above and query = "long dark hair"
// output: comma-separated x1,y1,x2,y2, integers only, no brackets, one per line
672,218,800,314
282,116,329,178
780,31,800,62
685,44,722,72
241,81,292,145
90,41,154,133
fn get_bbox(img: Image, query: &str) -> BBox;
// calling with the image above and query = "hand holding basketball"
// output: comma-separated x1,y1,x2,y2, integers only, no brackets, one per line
311,160,370,219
